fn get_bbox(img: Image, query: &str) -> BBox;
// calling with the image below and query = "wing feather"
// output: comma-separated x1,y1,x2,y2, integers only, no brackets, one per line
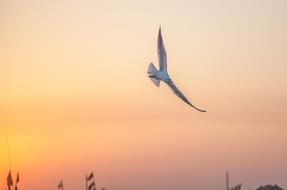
165,80,206,112
157,27,167,72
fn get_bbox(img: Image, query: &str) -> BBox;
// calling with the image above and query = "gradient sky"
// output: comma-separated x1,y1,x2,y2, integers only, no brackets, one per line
1,0,287,190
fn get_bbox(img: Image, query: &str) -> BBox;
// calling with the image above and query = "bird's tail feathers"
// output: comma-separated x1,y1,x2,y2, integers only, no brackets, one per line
147,63,160,87
150,77,160,87
148,63,158,74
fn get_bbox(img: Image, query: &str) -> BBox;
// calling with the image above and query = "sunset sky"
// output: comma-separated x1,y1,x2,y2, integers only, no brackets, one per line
1,0,287,190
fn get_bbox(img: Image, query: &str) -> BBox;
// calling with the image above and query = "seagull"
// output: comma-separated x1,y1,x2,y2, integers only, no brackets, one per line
147,27,206,112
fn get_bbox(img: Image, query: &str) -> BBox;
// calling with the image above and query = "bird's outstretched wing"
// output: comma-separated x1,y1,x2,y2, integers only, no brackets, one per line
157,27,167,72
165,80,206,112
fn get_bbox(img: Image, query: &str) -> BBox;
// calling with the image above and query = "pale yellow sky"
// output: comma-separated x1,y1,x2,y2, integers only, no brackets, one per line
1,0,287,190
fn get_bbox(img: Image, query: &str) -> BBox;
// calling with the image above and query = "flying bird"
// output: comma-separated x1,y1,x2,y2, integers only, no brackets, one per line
147,27,206,112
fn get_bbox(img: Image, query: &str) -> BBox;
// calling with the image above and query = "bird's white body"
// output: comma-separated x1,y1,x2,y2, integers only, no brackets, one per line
147,27,206,112
154,71,170,82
